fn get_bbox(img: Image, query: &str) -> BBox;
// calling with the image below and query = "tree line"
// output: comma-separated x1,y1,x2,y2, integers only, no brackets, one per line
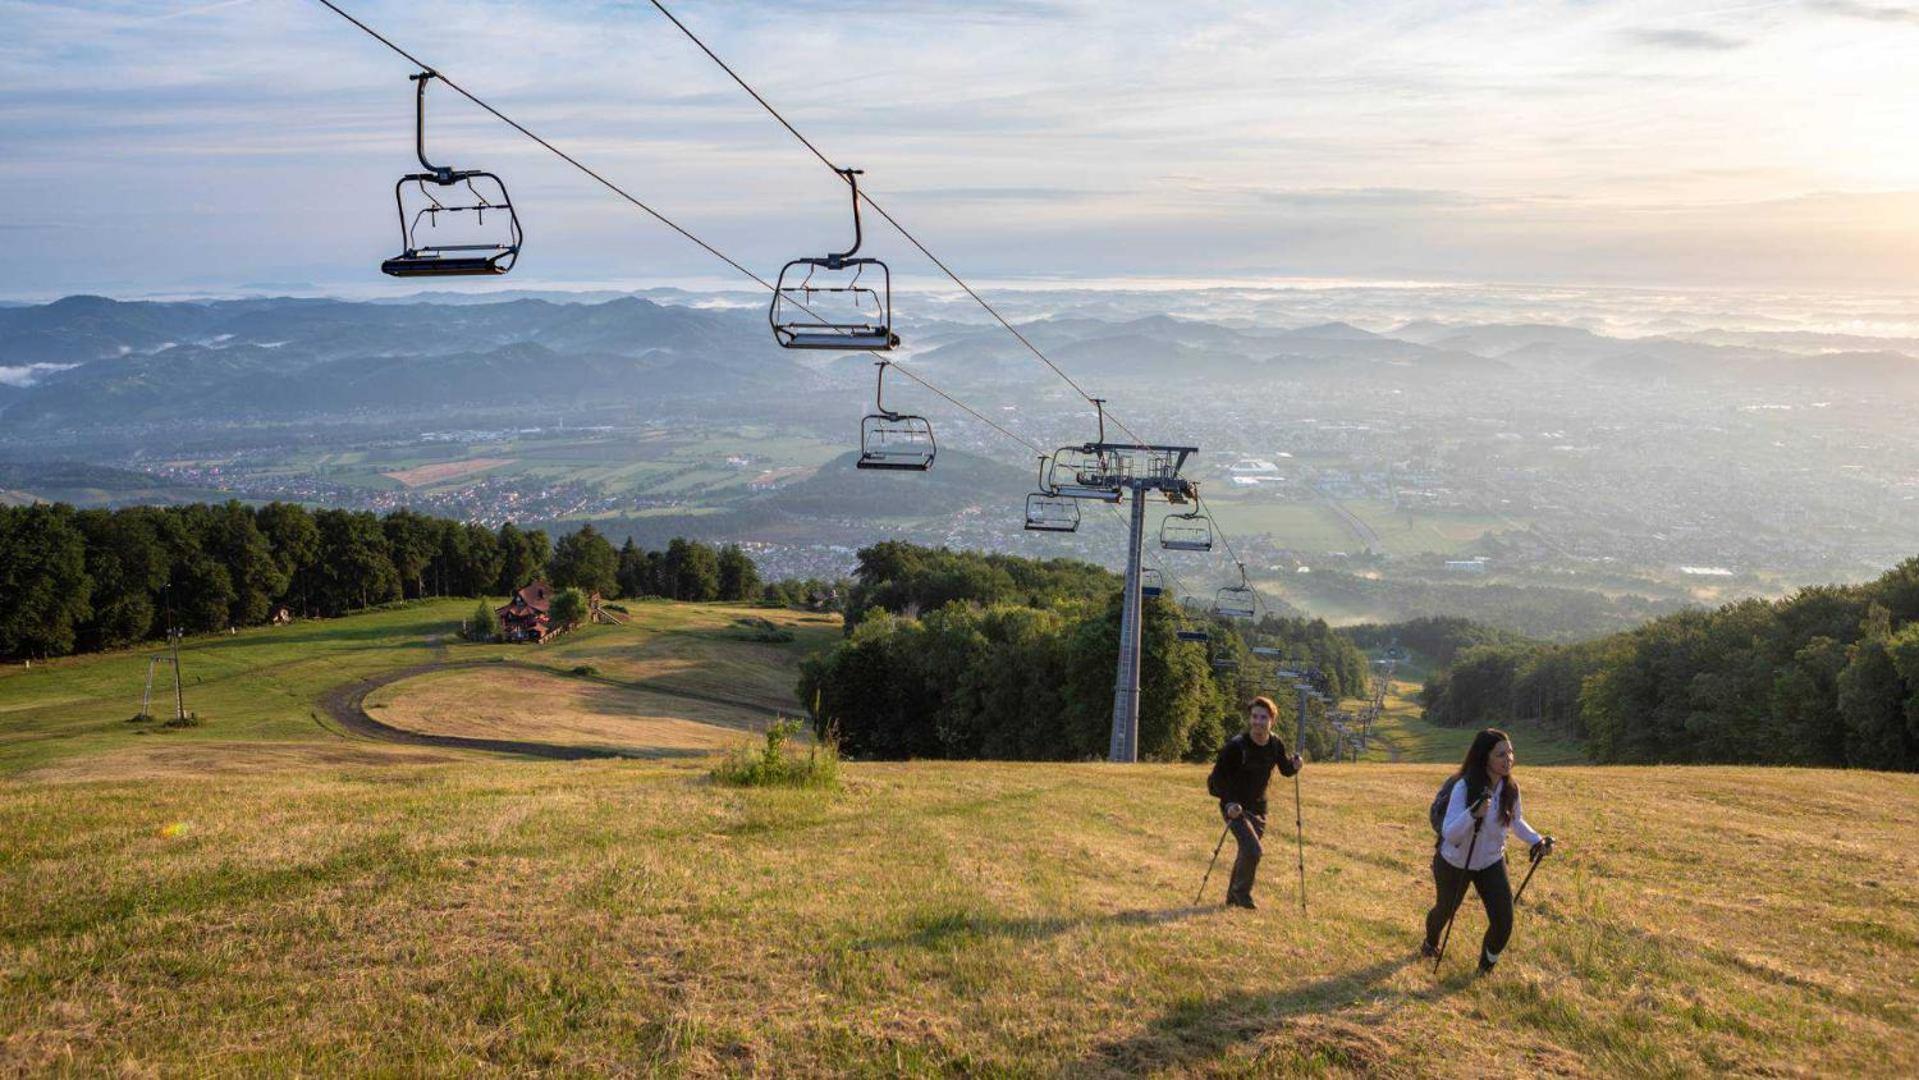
1417,558,1919,770
0,502,775,660
799,543,1370,762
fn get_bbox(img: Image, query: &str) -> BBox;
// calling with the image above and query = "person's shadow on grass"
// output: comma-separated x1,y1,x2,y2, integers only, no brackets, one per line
1078,955,1449,1075
853,904,1216,951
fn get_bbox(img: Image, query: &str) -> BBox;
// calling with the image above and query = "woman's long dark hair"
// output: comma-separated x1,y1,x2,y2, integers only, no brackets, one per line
1453,728,1517,826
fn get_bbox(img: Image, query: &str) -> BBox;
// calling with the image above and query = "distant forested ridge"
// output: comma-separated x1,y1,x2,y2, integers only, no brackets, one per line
0,502,769,660
800,542,1369,762
1417,558,1919,770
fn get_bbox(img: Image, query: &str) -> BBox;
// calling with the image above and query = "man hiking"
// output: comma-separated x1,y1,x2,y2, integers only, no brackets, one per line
1205,696,1303,909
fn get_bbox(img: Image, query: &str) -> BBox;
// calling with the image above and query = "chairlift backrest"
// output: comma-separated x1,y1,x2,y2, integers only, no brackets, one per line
770,167,900,350
382,73,522,278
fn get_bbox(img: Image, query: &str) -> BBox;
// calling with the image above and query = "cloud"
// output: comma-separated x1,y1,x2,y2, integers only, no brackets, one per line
1619,27,1748,50
1808,1,1919,25
0,363,79,388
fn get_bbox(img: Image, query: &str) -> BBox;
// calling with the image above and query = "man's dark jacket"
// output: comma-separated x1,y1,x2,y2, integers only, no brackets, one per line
1206,732,1300,818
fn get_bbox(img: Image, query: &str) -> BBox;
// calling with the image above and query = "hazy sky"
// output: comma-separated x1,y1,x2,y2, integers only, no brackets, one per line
3,0,1918,297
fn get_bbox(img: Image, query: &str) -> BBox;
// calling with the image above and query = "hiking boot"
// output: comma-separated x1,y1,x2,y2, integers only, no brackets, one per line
1419,941,1440,959
1226,894,1258,910
1476,958,1497,977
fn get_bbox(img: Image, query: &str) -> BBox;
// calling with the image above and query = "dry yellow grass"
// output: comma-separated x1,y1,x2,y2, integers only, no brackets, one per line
2,759,1913,1076
363,666,765,757
14,739,464,784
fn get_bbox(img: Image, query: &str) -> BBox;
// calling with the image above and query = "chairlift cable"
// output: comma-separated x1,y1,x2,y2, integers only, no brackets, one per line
309,0,1047,463
644,0,1149,447
311,0,767,291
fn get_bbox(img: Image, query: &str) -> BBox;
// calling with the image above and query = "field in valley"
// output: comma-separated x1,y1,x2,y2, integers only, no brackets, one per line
1,604,1914,1076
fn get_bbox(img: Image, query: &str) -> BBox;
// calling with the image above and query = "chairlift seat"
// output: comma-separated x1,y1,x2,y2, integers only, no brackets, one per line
381,251,513,277
1160,511,1215,552
1214,585,1257,619
783,328,901,350
1024,493,1080,533
1176,629,1210,642
383,74,521,279
857,409,934,471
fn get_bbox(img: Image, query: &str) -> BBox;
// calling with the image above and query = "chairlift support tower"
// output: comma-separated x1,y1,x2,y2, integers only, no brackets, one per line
1075,433,1197,764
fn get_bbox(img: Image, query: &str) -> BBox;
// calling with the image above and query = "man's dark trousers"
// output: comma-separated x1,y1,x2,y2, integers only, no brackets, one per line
1224,810,1266,903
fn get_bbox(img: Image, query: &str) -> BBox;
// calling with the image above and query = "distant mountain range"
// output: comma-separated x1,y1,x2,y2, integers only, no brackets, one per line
3,295,1916,434
0,295,820,429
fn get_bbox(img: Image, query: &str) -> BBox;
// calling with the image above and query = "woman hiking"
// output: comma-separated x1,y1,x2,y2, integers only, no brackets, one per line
1421,727,1555,974
1205,696,1302,910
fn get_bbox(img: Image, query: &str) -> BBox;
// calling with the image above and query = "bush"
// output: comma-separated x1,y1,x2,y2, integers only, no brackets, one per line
569,664,600,677
463,600,500,642
711,717,840,790
550,588,588,631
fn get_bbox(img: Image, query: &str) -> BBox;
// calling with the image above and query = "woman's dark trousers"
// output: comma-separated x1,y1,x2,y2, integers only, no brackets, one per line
1423,854,1514,967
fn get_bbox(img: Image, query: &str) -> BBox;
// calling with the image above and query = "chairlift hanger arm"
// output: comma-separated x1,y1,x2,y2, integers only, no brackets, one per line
411,71,454,181
828,167,865,268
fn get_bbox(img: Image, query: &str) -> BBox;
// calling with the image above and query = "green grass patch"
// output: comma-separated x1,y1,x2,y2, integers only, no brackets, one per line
711,718,840,790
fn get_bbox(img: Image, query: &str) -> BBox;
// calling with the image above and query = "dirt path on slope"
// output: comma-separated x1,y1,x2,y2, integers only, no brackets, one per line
319,659,787,761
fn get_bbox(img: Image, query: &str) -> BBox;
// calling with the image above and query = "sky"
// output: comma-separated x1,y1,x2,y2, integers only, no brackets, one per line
3,0,1919,298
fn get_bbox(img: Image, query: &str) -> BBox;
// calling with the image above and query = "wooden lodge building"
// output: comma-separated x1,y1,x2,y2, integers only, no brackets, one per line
497,581,555,643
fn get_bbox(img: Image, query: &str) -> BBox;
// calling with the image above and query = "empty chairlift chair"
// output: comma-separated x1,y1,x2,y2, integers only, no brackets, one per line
1213,563,1257,619
857,360,935,471
1159,509,1214,552
1024,456,1081,532
1140,567,1164,598
1176,628,1210,643
382,72,522,277
770,168,900,351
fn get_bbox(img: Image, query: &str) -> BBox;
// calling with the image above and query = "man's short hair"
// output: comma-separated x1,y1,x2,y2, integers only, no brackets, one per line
1249,695,1279,718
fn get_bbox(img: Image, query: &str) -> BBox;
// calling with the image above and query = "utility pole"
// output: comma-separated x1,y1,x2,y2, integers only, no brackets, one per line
170,625,186,723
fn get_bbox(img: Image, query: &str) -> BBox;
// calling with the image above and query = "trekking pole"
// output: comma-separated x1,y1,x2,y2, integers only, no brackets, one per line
1434,801,1487,972
1514,845,1548,906
1292,688,1309,919
1195,819,1232,906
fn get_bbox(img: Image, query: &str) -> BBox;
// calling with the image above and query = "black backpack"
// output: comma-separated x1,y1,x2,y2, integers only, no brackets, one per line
1428,776,1461,838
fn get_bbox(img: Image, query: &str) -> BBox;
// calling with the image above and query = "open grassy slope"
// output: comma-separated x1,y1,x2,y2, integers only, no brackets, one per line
0,598,839,781
1359,684,1587,766
2,758,1913,1075
3,603,1914,1074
